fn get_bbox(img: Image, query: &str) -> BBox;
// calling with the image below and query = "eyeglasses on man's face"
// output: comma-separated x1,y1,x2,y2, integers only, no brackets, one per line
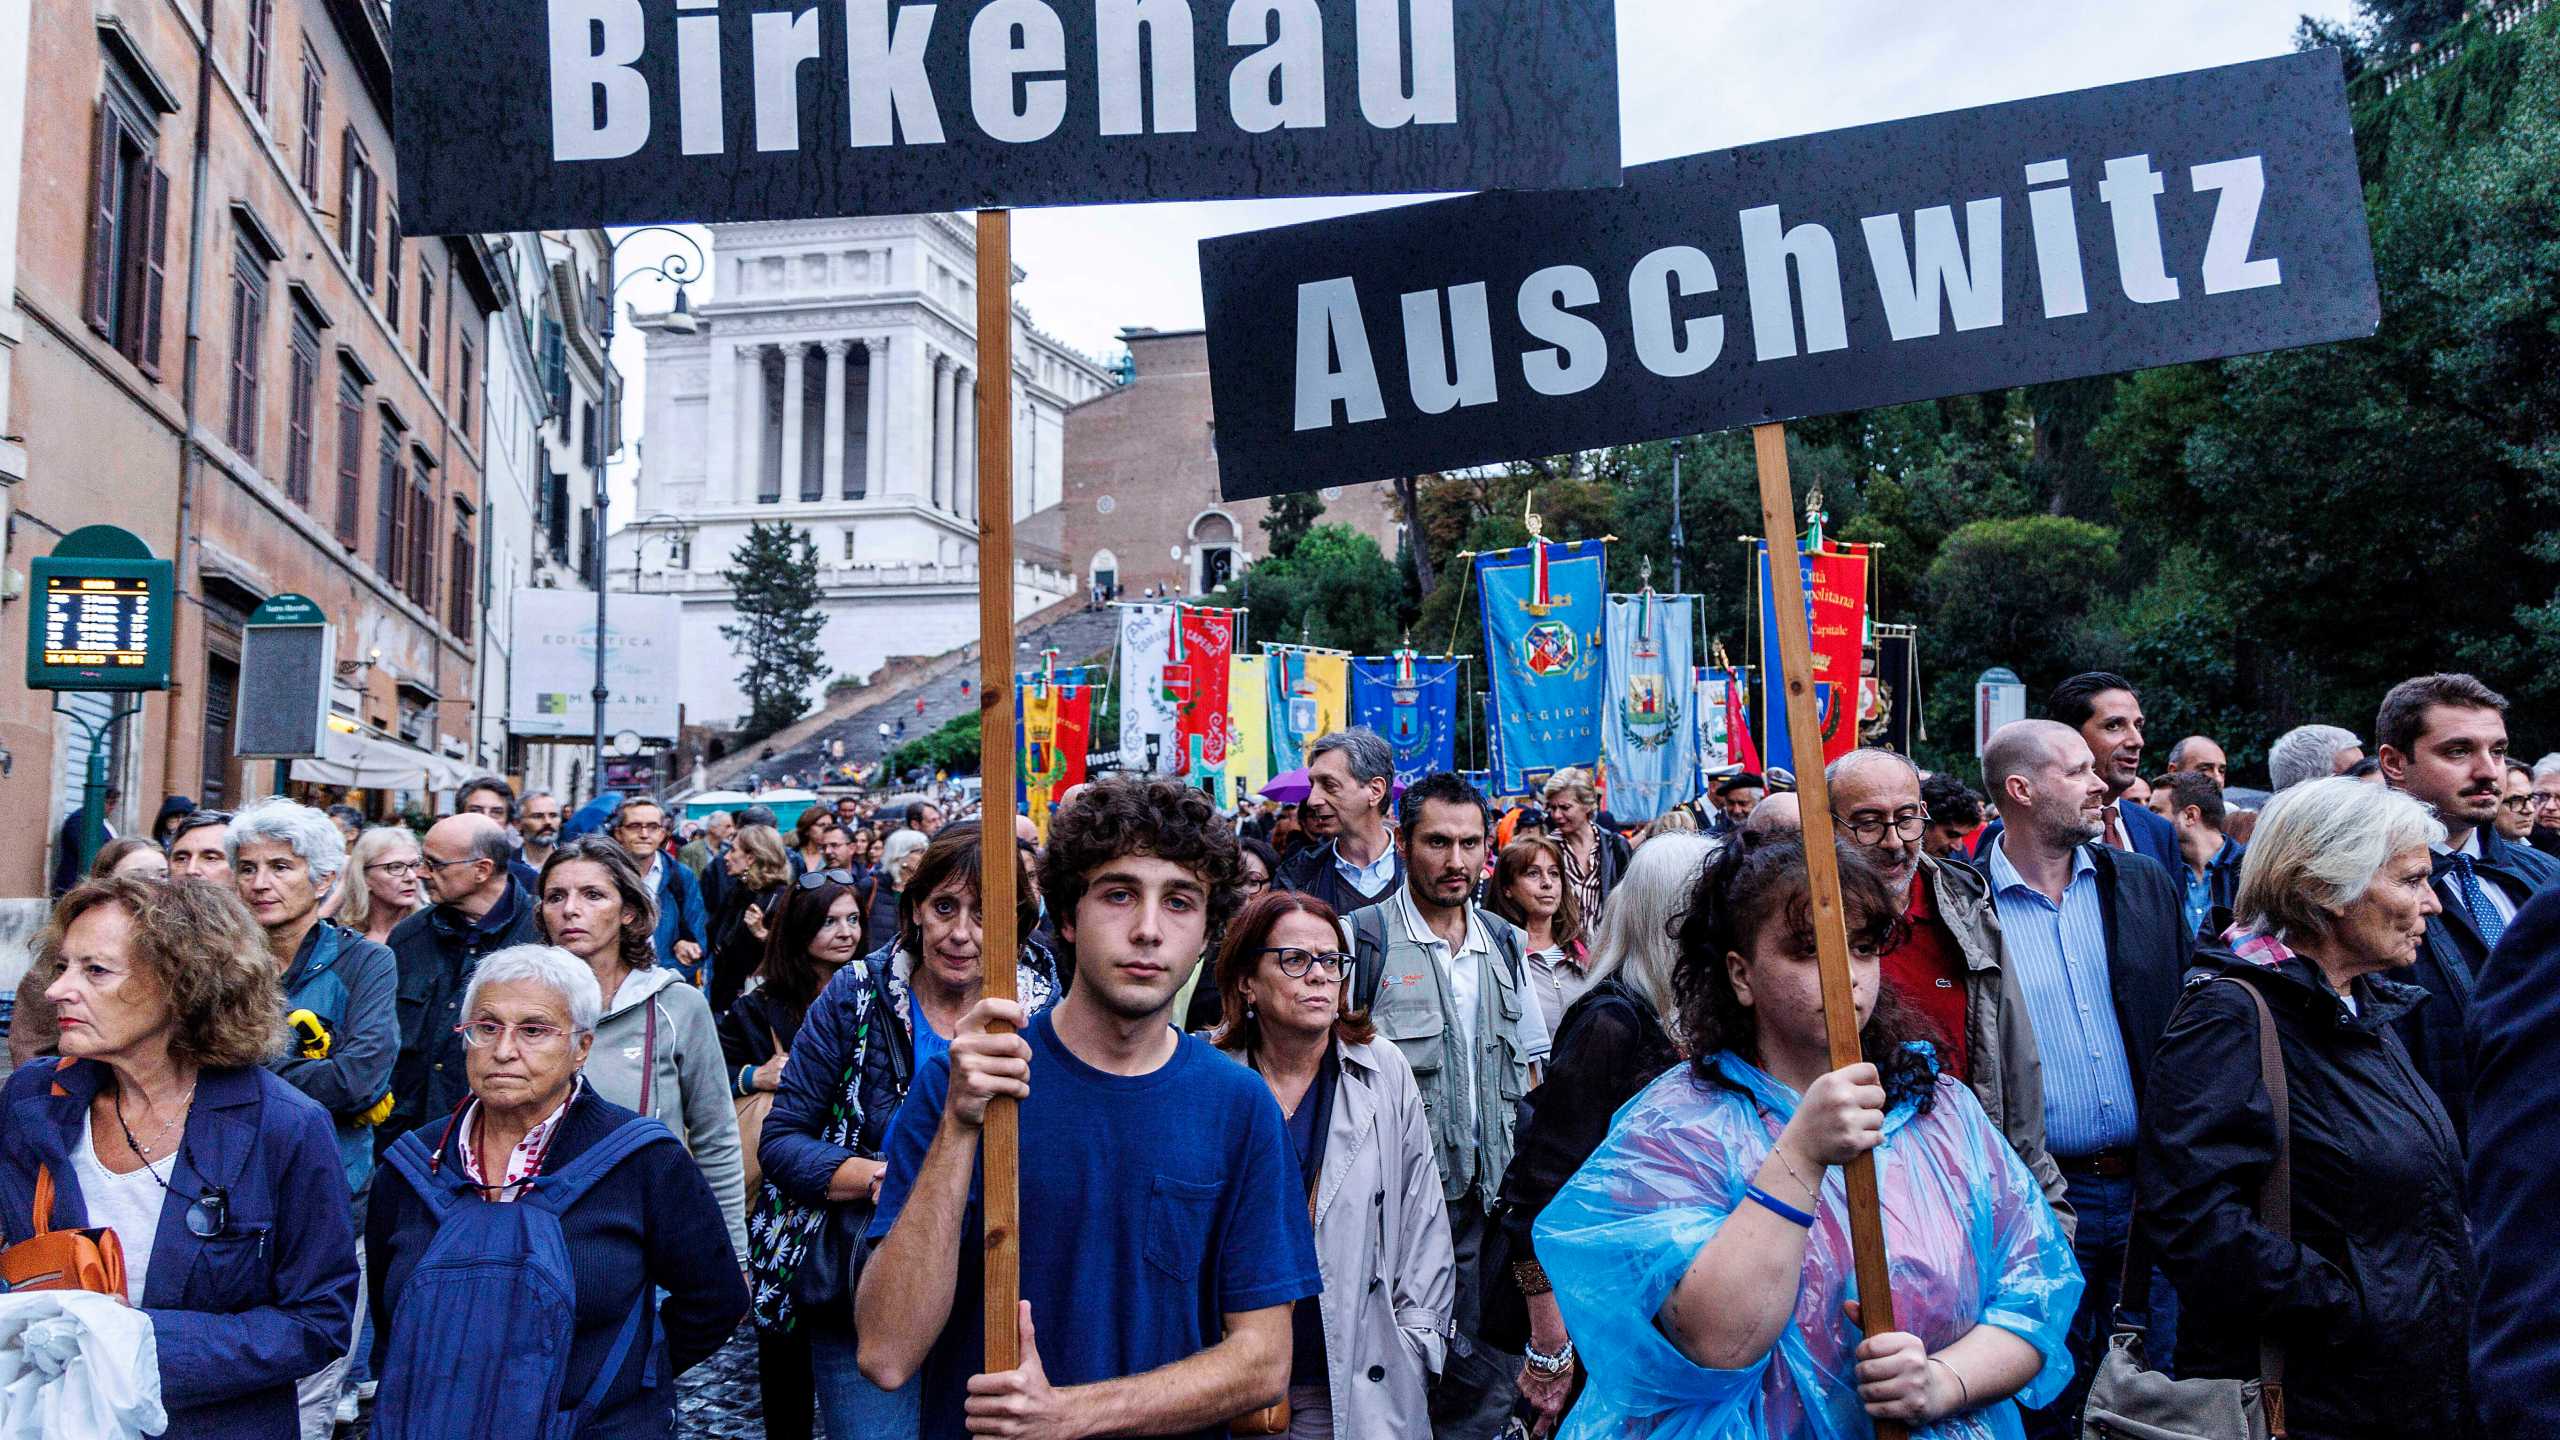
1836,809,1929,846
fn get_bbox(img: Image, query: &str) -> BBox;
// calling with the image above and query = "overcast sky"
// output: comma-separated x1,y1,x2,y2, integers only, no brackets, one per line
607,0,2353,504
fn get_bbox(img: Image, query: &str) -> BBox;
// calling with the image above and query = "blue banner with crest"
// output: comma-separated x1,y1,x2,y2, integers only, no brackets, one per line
1476,539,1608,796
1351,652,1459,789
1603,593,1698,821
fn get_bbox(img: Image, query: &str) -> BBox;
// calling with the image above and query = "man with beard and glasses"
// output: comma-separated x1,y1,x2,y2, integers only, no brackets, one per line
1828,748,2068,1231
1344,771,1551,1437
1979,721,2191,1440
2374,673,2560,1142
857,779,1318,1440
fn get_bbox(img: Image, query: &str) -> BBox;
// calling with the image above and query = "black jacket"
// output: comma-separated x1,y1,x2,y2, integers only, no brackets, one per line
2467,884,2560,1431
706,881,783,1017
1498,978,1678,1259
2137,953,2471,1438
715,982,808,1083
1274,836,1406,919
2403,829,2560,1143
381,880,542,1144
2082,845,2194,1102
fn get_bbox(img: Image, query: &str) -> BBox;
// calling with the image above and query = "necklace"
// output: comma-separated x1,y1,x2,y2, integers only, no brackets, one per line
110,1076,193,1168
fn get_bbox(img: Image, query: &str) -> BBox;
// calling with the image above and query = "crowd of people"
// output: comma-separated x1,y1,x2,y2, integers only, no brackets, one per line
4,665,2559,1439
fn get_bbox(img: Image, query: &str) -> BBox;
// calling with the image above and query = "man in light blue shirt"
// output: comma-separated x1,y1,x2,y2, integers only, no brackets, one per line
1982,719,2194,1440
1274,727,1404,916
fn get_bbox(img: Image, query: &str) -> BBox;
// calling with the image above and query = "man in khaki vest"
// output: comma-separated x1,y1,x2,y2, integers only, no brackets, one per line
1346,772,1549,1438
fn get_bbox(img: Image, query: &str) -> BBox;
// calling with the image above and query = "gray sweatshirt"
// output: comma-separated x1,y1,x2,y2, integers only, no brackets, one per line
584,963,748,1259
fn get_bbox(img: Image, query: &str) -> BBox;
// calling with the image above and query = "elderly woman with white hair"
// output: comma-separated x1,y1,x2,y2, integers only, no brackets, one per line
2136,777,2474,1439
367,944,748,1439
1493,831,1716,1434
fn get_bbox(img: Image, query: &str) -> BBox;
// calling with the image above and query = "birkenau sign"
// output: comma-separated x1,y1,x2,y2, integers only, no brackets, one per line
1200,50,2380,500
393,0,1622,234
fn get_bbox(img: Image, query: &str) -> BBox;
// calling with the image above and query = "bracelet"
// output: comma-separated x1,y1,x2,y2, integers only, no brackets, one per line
1512,1258,1553,1297
737,1065,761,1098
1523,1338,1575,1376
1768,1144,1821,1207
1929,1356,1971,1415
1745,1185,1817,1229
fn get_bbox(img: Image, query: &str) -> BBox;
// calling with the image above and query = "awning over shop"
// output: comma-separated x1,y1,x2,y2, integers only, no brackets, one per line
290,724,476,792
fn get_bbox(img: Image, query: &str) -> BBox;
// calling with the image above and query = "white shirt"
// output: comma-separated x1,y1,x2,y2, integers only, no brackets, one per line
71,1120,171,1306
2434,831,2520,926
1390,886,1553,1065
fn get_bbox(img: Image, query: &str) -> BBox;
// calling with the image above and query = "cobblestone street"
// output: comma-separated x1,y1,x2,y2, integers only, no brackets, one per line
677,1328,778,1440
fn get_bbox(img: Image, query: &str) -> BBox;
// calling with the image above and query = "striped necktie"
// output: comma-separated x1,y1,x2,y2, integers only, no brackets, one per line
2451,852,2508,948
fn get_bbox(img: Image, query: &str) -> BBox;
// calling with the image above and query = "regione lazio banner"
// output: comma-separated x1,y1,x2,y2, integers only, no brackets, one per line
1757,543,1868,774
1170,607,1238,798
1017,667,1091,845
1116,604,1177,773
1227,654,1272,800
1267,649,1349,773
1201,50,2378,500
1351,652,1459,789
1477,539,1606,795
391,0,1620,235
1602,595,1697,821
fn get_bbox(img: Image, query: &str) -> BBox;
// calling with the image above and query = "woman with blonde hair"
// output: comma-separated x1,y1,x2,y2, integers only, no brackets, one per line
338,826,425,947
710,823,793,1013
1540,767,1631,926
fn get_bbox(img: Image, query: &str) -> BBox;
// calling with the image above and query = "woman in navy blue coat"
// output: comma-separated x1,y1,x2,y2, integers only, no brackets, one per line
0,875,357,1440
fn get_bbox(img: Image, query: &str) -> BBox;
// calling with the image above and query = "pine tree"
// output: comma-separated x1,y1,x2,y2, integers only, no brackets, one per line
720,522,828,741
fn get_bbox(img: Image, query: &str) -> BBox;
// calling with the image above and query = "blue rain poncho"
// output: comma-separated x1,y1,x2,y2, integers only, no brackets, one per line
1535,1052,2081,1440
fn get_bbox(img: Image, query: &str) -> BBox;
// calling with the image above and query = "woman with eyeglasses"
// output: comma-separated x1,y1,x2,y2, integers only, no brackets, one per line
756,823,1056,1440
1533,837,2079,1440
340,825,426,947
1210,889,1453,1440
367,945,749,1439
533,836,750,1261
720,872,863,1440
0,875,359,1440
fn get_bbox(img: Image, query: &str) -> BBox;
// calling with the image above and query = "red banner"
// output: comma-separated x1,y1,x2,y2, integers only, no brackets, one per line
1807,545,1870,765
1170,607,1237,780
1020,674,1092,845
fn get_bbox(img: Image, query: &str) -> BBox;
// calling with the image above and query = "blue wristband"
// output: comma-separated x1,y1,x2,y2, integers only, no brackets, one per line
1746,1185,1817,1229
737,1065,758,1098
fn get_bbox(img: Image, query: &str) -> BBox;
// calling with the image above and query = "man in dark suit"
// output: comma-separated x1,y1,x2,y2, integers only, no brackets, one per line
2467,883,2560,1430
1979,719,2192,1440
1971,674,2184,878
2375,672,2560,1142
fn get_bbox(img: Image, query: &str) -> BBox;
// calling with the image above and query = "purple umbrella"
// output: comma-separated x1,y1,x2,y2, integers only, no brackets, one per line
1255,768,1406,805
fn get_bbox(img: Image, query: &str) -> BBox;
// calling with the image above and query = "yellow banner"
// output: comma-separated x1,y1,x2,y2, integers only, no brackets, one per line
1227,654,1271,799
1304,653,1350,764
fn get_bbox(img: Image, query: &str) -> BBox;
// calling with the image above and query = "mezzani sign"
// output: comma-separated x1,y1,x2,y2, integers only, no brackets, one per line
392,0,1620,234
1201,50,2380,500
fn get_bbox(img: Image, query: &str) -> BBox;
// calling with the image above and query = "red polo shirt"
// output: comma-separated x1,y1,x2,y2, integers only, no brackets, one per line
1886,868,1970,1080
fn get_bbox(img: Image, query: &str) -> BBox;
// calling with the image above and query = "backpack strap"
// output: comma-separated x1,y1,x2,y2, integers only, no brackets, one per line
565,1285,660,1423
523,1116,679,1215
381,1130,461,1221
1349,907,1388,1014
1483,912,1528,989
638,999,660,1118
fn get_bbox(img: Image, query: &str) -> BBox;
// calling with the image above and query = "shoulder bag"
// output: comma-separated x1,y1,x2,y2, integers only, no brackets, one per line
2081,977,2290,1440
0,1166,128,1296
736,1023,785,1195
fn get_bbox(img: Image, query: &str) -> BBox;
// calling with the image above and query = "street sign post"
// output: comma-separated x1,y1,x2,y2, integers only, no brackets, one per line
1976,666,2028,758
25,526,173,879
236,595,337,794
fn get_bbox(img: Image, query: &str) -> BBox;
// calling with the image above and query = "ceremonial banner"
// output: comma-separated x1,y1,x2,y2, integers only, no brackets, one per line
1017,666,1091,845
1351,651,1460,789
1170,607,1238,801
1602,595,1697,821
1869,632,1919,756
1695,666,1739,783
1227,654,1272,801
1757,544,1868,773
1267,648,1349,772
393,0,1621,235
1476,539,1607,795
1116,604,1177,773
1202,50,2379,500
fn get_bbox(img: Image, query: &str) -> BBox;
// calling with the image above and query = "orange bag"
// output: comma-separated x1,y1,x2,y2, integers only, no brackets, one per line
0,1165,129,1297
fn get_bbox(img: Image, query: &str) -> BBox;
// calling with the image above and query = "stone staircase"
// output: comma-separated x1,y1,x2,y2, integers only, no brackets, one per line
710,601,1122,790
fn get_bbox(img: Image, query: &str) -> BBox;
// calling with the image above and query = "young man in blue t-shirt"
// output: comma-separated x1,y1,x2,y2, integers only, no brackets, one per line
858,777,1320,1439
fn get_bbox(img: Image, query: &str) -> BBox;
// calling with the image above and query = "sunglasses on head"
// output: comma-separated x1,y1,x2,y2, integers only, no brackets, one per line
796,867,857,890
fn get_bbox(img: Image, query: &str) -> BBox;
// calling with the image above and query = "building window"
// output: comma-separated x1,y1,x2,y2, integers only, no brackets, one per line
541,470,570,563
383,219,403,338
539,315,567,417
376,419,406,583
408,459,438,612
456,333,476,439
199,652,240,807
244,0,274,112
83,94,169,377
297,47,324,196
334,371,366,544
225,241,269,458
448,502,476,640
284,316,319,505
416,265,434,378
843,529,856,562
579,401,599,470
338,130,377,289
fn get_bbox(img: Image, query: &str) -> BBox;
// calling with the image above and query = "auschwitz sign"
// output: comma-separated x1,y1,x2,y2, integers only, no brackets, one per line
392,0,1620,234
1201,50,2379,500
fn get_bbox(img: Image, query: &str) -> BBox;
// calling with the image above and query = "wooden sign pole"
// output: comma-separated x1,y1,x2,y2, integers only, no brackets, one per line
975,209,1023,1375
1750,423,1904,1440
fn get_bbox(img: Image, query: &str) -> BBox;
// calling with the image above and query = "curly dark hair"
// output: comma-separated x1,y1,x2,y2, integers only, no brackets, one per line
1672,834,1939,1113
1037,777,1245,978
534,835,660,972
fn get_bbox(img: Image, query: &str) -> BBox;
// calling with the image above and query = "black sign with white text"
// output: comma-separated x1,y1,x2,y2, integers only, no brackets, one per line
392,0,1620,234
1201,51,2380,501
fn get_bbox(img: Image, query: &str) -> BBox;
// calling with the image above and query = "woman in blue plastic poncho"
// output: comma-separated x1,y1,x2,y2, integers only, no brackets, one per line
1534,835,2081,1439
